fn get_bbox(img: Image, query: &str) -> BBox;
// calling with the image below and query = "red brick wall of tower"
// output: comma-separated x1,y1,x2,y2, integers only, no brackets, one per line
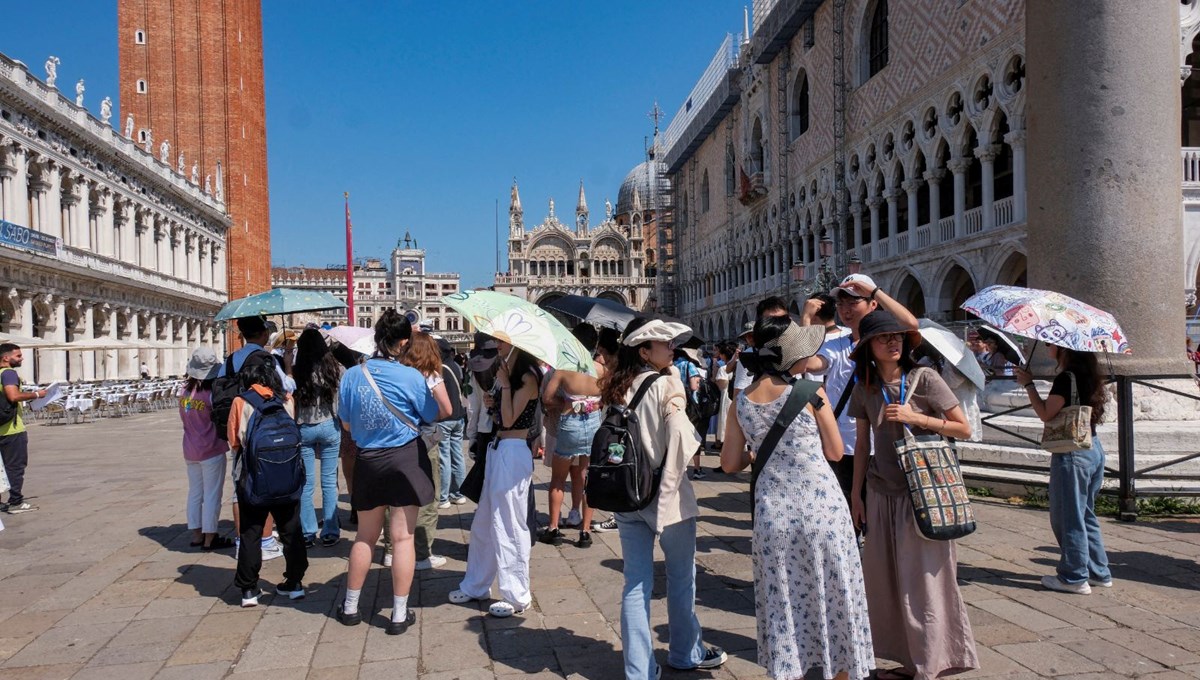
117,0,271,302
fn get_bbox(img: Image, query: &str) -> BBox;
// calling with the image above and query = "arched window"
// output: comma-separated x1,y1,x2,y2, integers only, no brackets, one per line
701,170,710,213
750,118,765,175
134,29,146,44
136,79,147,94
867,0,889,80
790,70,810,140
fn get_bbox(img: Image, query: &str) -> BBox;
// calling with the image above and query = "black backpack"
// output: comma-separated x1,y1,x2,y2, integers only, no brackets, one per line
236,388,305,506
691,379,720,422
586,373,663,513
210,349,275,441
0,369,17,426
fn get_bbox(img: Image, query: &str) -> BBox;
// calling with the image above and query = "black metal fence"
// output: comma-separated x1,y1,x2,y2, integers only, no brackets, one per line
976,374,1200,521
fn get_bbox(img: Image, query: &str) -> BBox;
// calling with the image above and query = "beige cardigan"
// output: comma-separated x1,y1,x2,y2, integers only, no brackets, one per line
625,367,702,533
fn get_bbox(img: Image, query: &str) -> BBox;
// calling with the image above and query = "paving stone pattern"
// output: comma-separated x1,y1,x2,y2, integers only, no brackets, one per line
0,412,1198,679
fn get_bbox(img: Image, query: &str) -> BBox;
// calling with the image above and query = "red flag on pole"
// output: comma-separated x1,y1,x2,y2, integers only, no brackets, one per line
345,192,355,326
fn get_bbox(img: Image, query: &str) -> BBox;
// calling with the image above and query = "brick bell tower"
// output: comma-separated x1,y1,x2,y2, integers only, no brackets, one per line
117,0,272,302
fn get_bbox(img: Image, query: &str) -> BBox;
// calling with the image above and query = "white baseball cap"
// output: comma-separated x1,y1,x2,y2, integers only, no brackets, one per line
830,273,878,298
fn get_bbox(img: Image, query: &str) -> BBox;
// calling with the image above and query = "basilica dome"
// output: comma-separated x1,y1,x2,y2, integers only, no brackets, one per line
616,154,670,216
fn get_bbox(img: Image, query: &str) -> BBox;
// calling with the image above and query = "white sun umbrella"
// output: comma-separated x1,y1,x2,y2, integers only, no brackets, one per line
322,325,376,356
917,319,987,390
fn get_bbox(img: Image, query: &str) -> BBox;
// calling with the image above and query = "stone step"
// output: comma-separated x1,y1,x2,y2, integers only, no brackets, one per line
980,413,1200,457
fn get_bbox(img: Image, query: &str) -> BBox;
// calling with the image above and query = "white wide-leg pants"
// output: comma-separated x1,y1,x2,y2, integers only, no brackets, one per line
459,438,534,608
186,454,227,534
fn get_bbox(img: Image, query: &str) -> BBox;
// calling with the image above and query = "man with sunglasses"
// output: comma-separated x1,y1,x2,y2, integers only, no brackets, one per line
800,274,918,512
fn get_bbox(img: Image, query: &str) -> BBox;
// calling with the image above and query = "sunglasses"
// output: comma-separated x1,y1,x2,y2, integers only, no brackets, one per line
872,332,906,345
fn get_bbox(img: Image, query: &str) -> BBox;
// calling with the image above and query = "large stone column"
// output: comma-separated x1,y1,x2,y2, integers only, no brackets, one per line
1028,1,1186,375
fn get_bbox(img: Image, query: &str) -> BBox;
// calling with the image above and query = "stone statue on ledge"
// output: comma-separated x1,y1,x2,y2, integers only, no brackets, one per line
160,139,170,164
75,79,85,107
204,174,211,195
100,96,112,124
124,113,134,139
191,162,198,185
45,56,59,88
177,152,185,174
143,128,153,154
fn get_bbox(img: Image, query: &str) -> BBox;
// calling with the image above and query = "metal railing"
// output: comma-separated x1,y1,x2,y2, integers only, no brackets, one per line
976,373,1200,521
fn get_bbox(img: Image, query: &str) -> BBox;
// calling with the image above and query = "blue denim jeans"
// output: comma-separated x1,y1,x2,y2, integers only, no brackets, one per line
1048,441,1111,585
437,418,466,503
617,514,706,679
299,419,342,540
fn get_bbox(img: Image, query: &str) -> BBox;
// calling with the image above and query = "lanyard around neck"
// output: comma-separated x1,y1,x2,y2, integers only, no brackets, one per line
880,372,906,406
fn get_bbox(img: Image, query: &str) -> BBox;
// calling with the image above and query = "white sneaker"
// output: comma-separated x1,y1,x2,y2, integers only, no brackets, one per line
450,495,468,505
1089,577,1114,588
437,501,452,509
563,509,582,528
261,540,283,562
4,502,36,514
383,553,393,568
415,555,447,570
488,601,528,618
1042,574,1091,595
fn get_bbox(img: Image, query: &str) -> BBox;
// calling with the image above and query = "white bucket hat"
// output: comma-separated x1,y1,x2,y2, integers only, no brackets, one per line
623,319,692,347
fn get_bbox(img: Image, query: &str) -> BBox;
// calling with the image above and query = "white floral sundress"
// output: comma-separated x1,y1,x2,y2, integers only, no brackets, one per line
737,387,875,680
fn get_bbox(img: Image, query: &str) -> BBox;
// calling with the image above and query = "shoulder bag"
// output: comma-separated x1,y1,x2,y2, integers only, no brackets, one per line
361,362,420,434
749,377,822,520
887,371,977,541
1040,372,1093,453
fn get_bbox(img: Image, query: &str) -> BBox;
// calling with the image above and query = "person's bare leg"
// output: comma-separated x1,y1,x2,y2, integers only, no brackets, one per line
546,456,571,530
568,463,585,515
346,507,385,591
387,505,419,597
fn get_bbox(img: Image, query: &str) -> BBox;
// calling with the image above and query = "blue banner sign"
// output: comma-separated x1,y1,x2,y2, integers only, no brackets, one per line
0,220,59,257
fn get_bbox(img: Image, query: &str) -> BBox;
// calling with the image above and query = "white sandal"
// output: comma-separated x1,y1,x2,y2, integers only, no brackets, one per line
488,601,528,618
448,589,487,604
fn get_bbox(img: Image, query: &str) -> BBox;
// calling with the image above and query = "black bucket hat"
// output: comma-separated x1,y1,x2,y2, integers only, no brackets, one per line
852,310,922,361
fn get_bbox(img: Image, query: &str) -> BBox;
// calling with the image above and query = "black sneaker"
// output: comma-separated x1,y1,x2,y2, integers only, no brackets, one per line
669,646,728,671
275,580,305,600
304,536,316,549
692,468,707,480
538,527,564,546
577,531,593,548
386,608,416,635
241,588,262,608
591,518,618,533
336,604,362,626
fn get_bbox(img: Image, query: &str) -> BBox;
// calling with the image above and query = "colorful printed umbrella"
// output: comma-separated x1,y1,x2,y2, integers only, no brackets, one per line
961,285,1131,355
442,290,595,374
214,288,347,321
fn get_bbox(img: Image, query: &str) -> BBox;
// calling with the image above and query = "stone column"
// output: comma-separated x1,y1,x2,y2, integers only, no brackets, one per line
46,163,62,239
213,245,226,292
81,302,96,382
100,191,115,258
948,157,972,239
0,165,12,222
60,186,78,247
903,178,922,249
14,292,33,382
65,298,83,381
121,202,137,263
103,305,119,380
38,295,66,383
11,146,29,228
924,169,946,239
850,202,864,252
155,221,169,274
867,196,882,251
28,175,48,233
171,227,184,278
118,310,136,379
158,315,172,377
976,145,999,230
198,240,211,288
1028,0,1185,375
1004,129,1027,222
883,188,900,257
136,216,152,270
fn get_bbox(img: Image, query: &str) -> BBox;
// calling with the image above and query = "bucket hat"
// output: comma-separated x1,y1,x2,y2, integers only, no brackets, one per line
853,310,922,355
186,346,221,380
756,321,827,373
623,319,692,347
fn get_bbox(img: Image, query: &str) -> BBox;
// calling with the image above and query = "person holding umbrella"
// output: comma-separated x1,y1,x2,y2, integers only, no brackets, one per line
449,337,541,618
1015,349,1112,594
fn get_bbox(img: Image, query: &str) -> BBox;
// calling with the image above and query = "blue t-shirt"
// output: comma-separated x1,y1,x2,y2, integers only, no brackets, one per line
339,358,439,449
674,358,700,403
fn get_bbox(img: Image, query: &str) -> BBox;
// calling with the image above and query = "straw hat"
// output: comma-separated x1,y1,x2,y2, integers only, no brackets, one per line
755,321,826,373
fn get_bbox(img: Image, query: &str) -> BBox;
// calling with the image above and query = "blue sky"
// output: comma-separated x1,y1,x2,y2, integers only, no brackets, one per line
4,2,745,289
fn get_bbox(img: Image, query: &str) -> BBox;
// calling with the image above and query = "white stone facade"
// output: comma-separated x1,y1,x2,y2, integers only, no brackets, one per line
664,1,1200,340
494,180,659,312
0,52,230,383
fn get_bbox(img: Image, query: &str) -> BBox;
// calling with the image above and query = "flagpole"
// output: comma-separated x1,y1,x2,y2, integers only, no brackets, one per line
345,192,355,326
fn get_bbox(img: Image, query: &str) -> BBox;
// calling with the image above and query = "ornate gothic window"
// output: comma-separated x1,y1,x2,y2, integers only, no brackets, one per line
725,144,736,196
701,170,710,213
790,70,810,140
867,0,889,79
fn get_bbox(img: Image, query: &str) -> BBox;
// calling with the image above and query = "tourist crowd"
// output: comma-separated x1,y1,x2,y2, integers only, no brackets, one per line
0,273,1116,680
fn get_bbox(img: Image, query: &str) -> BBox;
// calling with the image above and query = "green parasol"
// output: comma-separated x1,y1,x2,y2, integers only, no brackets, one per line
214,288,347,322
441,290,594,375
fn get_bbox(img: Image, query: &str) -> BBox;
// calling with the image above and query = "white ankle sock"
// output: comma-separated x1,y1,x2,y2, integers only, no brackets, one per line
343,589,361,615
392,595,409,622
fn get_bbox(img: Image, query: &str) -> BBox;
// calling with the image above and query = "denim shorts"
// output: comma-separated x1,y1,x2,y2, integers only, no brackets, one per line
555,410,602,458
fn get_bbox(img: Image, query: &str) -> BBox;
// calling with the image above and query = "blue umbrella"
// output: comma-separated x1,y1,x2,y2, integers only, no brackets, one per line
214,288,347,321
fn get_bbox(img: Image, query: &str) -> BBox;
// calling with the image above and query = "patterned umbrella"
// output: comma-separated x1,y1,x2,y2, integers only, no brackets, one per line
442,290,595,374
214,288,347,322
961,285,1131,355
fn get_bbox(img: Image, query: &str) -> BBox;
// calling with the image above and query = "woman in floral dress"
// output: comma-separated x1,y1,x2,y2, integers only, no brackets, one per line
721,316,874,680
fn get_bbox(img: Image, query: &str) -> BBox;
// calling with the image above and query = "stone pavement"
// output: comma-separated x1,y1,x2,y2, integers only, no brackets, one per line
0,411,1198,680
